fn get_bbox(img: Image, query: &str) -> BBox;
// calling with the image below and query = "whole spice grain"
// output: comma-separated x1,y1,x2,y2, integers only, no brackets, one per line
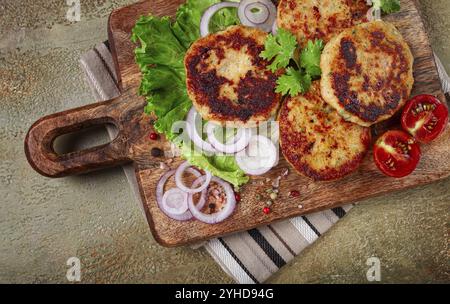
151,147,163,157
289,190,300,198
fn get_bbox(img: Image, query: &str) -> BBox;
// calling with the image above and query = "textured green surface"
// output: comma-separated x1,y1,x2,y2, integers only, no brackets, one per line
0,0,448,283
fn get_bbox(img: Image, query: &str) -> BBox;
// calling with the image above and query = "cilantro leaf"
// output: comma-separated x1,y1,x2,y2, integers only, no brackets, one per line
275,67,312,97
260,28,298,72
300,39,324,78
372,0,401,14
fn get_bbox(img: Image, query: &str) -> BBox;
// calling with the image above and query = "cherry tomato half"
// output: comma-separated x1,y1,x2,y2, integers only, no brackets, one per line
401,94,448,143
373,130,421,178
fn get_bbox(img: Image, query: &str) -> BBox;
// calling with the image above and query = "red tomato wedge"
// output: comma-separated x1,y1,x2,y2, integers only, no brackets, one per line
401,94,448,143
373,130,421,178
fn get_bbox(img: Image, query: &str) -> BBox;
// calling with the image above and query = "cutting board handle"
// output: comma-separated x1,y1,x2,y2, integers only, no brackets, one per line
24,95,134,177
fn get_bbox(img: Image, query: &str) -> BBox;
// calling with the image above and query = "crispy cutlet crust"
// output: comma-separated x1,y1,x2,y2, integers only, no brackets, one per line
184,26,282,128
279,82,371,181
277,0,369,46
320,21,414,127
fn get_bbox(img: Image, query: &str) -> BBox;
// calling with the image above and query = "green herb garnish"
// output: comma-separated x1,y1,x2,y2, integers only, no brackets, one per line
372,0,401,14
260,28,298,73
261,29,324,97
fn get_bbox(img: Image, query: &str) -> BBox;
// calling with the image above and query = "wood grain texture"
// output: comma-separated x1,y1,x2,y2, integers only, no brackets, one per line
25,0,450,247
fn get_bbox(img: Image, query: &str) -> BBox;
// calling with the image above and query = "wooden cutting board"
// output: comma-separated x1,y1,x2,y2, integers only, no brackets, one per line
25,0,450,247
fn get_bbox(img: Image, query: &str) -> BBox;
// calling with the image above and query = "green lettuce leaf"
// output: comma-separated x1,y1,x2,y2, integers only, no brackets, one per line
132,0,246,186
132,16,188,140
181,145,249,187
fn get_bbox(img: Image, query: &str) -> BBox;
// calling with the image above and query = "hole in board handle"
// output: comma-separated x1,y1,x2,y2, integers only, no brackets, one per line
53,123,119,155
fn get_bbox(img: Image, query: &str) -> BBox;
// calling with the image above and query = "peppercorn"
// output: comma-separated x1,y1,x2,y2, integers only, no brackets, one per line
151,147,163,157
149,132,158,140
289,190,300,198
234,193,241,202
263,207,271,214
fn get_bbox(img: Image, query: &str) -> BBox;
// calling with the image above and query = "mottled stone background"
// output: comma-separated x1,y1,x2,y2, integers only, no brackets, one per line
0,0,448,283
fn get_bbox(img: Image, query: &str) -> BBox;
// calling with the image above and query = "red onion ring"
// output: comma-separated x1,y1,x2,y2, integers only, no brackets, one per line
235,135,278,175
206,122,251,154
161,188,188,215
186,107,217,154
367,7,375,21
156,168,207,221
244,2,270,24
175,161,212,194
238,0,276,32
200,2,240,37
188,176,236,224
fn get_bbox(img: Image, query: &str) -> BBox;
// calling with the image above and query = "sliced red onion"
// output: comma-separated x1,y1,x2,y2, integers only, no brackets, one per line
186,107,217,154
157,169,192,221
206,122,251,154
175,161,212,194
156,168,207,221
161,188,188,215
238,0,277,32
272,21,278,35
188,176,236,224
244,2,269,24
235,135,278,175
367,7,381,21
200,2,240,37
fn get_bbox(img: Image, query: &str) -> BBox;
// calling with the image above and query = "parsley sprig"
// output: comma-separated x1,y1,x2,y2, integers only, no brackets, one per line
275,67,312,97
260,29,298,73
260,28,324,97
300,39,324,78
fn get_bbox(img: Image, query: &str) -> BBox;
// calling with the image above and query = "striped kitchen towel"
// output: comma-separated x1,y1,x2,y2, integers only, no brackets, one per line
80,42,450,284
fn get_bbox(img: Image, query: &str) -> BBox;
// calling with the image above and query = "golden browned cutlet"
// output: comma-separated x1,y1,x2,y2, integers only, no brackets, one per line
184,25,282,128
277,0,369,46
321,21,414,127
279,82,371,181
